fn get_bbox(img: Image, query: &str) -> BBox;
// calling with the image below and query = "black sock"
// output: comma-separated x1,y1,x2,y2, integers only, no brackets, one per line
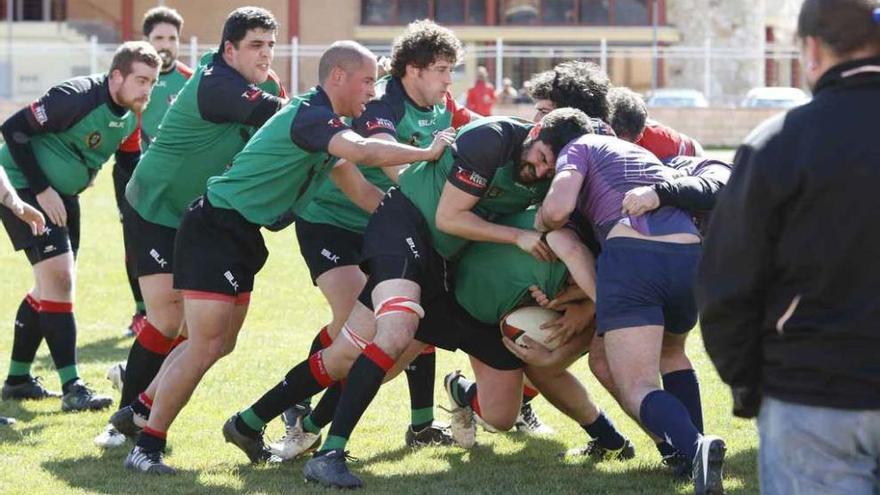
662,369,704,434
323,344,392,451
7,295,42,384
405,347,436,431
136,427,166,452
298,326,331,410
309,382,343,429
40,301,79,391
120,322,173,408
248,352,334,424
582,412,626,450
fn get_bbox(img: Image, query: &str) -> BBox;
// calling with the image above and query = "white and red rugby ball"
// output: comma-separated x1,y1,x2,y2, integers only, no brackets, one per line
500,306,562,351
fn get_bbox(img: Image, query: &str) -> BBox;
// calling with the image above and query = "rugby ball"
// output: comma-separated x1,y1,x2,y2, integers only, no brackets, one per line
500,306,562,351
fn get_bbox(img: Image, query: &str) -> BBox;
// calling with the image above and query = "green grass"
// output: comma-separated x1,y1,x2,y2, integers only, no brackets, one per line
0,149,756,494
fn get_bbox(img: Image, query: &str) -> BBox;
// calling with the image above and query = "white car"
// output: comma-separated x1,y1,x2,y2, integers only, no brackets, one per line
742,87,810,109
645,89,709,108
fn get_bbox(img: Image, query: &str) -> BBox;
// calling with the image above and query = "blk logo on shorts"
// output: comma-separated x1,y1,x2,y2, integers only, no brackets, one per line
224,270,239,291
149,249,168,268
405,237,420,259
43,244,57,254
321,248,340,264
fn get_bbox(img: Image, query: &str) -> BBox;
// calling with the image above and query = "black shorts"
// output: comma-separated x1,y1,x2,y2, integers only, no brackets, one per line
0,188,80,265
416,294,522,371
173,196,268,296
295,217,363,285
124,203,177,277
357,188,450,308
112,159,136,219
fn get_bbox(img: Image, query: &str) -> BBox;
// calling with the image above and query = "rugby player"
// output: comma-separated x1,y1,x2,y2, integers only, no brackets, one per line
275,19,474,453
112,6,192,337
607,86,703,159
100,6,288,448
0,42,160,411
535,131,726,495
121,40,454,475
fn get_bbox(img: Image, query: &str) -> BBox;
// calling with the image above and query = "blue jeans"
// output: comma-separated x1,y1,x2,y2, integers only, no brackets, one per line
759,396,880,494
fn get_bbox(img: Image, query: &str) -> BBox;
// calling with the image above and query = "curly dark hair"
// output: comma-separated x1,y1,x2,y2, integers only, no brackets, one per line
532,107,593,157
608,86,648,141
142,6,183,37
527,60,611,122
389,19,462,78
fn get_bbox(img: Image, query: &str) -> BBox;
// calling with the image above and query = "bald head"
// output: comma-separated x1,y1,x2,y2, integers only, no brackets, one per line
318,41,376,84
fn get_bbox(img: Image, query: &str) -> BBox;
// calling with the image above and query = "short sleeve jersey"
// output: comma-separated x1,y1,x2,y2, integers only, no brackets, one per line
663,155,731,182
636,119,699,160
139,60,193,149
126,51,285,228
297,76,469,233
399,116,550,260
454,209,569,324
207,87,351,228
556,134,699,241
0,74,137,195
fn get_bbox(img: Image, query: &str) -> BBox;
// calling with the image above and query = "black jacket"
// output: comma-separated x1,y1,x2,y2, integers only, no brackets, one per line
697,56,880,416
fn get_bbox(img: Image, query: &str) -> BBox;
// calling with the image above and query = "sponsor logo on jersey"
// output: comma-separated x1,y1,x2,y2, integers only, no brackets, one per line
405,237,420,259
365,118,395,132
224,270,239,291
108,120,125,128
453,166,488,190
241,87,262,102
30,102,48,126
321,248,341,264
149,248,168,268
86,131,102,149
327,117,345,129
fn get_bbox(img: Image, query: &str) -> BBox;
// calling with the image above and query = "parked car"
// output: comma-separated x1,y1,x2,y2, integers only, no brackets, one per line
742,86,810,108
645,88,709,108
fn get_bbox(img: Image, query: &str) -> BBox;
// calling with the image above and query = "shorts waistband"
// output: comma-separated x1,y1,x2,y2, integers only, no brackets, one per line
604,236,702,254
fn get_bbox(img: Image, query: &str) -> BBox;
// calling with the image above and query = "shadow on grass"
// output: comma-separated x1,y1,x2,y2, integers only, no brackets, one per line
40,433,758,494
33,335,132,369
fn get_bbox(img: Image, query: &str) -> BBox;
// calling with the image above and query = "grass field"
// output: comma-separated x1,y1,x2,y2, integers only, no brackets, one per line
0,150,758,494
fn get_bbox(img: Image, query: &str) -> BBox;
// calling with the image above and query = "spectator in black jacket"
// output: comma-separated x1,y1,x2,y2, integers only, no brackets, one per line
697,1,880,493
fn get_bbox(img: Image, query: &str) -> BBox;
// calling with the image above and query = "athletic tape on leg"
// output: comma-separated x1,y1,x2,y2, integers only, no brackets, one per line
374,296,425,319
341,323,370,350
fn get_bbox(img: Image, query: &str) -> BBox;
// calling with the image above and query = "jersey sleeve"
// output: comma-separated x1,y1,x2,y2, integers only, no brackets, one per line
117,114,142,153
266,69,288,99
176,61,194,79
555,141,590,176
351,100,399,138
289,104,352,153
197,66,284,127
446,124,508,197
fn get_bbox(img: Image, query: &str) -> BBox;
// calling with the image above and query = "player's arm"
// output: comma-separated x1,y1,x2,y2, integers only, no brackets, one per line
435,128,553,261
0,167,45,235
622,159,731,216
545,228,596,302
329,160,385,214
503,325,593,369
0,83,93,226
697,119,794,418
348,101,408,182
198,69,286,128
536,170,583,232
327,127,453,169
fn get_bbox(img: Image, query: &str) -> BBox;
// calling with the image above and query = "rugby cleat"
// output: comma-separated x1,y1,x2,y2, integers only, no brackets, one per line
61,381,113,412
110,405,144,438
94,423,127,449
2,376,61,401
222,414,281,464
269,415,322,461
404,422,455,448
124,446,176,475
561,438,636,461
303,449,363,489
514,402,555,435
693,435,726,495
442,371,476,448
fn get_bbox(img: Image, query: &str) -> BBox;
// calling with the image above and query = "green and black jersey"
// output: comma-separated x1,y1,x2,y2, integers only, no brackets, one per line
399,116,550,260
0,74,137,195
207,87,352,228
297,76,470,232
455,209,569,324
139,59,193,150
125,51,286,229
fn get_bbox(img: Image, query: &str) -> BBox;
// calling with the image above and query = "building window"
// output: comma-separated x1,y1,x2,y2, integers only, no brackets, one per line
500,0,657,25
362,0,488,25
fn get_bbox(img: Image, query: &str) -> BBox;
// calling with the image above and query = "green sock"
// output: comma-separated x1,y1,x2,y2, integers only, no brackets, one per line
411,407,434,429
303,415,321,434
57,364,78,386
240,407,266,432
321,434,347,452
8,360,31,378
135,301,146,313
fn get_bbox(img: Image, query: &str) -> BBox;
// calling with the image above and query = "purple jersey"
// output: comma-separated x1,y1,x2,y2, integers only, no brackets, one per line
556,134,699,240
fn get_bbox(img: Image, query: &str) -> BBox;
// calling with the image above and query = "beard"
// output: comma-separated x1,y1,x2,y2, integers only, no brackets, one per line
158,49,176,70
